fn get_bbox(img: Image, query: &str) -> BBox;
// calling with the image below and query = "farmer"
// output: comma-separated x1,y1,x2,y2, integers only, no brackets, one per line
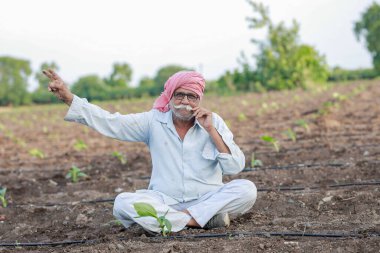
43,69,257,233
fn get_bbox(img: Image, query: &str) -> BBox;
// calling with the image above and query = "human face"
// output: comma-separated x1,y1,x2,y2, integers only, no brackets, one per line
170,88,200,121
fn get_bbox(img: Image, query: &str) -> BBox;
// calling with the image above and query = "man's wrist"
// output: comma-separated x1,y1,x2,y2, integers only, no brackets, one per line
64,94,74,106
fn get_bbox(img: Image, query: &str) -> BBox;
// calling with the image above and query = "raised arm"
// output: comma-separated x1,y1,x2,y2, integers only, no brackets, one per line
42,69,74,106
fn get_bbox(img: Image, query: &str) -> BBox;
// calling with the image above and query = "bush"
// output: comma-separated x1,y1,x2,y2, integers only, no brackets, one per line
328,68,379,82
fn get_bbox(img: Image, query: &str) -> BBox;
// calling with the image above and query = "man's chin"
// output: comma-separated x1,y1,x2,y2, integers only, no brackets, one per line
173,110,194,121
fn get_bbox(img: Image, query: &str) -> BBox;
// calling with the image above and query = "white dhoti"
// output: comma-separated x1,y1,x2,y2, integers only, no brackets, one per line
113,179,257,233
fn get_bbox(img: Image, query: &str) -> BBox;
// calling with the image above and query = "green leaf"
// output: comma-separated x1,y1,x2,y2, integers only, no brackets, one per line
164,218,172,233
77,172,88,177
133,202,158,219
261,135,275,143
0,188,6,196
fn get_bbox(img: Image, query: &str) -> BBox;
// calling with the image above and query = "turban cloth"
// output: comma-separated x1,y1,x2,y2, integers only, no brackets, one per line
153,71,205,112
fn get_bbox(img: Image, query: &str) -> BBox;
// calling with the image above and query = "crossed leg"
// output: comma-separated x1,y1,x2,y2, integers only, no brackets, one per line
113,179,257,232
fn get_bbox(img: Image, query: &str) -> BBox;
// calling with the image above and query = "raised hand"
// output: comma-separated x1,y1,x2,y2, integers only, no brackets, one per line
42,69,73,105
192,106,214,132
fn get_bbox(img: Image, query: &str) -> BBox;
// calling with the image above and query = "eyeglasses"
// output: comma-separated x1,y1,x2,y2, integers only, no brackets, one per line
173,92,199,102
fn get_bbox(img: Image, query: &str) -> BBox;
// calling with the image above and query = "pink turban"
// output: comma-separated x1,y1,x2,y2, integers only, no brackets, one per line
153,71,205,112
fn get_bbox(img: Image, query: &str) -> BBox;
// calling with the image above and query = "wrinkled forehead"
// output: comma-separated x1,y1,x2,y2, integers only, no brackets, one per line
173,88,197,96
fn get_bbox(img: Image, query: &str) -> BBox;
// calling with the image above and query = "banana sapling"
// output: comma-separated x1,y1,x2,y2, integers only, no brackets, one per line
133,202,172,236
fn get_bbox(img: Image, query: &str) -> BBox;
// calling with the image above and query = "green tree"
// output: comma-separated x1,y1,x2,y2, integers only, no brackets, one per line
354,2,380,72
0,56,32,106
136,76,156,96
71,75,109,101
105,62,132,87
152,65,189,95
244,1,329,90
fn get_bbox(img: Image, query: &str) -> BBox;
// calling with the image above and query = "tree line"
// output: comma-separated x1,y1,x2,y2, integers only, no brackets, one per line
0,1,379,106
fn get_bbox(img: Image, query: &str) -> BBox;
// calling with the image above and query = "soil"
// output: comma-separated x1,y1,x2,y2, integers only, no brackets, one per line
0,80,379,252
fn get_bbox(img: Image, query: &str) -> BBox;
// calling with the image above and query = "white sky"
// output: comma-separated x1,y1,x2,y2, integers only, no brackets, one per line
0,0,377,90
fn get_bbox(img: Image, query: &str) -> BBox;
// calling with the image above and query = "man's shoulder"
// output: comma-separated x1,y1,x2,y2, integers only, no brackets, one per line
150,109,171,123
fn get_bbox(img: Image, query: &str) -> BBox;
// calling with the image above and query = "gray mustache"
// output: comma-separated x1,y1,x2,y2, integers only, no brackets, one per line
172,104,193,111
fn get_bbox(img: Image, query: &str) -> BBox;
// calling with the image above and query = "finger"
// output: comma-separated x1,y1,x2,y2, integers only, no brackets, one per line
48,81,60,90
48,69,62,81
42,69,54,80
192,108,201,116
195,111,206,119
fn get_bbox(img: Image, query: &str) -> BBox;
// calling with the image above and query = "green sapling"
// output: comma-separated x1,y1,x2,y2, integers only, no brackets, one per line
133,202,172,236
251,153,263,168
0,188,7,208
66,166,88,183
74,139,88,151
29,148,45,159
261,135,280,152
111,151,127,165
294,119,310,133
282,128,297,142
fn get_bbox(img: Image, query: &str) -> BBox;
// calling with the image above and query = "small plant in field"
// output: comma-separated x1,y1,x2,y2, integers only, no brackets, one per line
332,92,347,102
294,119,310,133
238,112,247,121
318,101,335,115
29,148,45,159
251,153,263,168
0,188,7,207
282,128,297,142
66,166,88,183
134,202,172,236
112,151,127,165
261,135,280,152
42,126,49,134
74,139,88,151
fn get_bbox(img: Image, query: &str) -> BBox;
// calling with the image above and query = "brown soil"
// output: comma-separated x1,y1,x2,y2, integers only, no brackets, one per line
0,80,379,252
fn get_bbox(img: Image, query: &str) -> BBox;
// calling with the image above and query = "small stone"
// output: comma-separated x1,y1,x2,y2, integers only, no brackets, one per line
259,244,265,250
108,244,116,250
288,198,295,204
115,187,123,193
75,213,88,225
48,179,58,186
263,232,271,238
140,234,147,238
363,151,369,156
116,243,124,250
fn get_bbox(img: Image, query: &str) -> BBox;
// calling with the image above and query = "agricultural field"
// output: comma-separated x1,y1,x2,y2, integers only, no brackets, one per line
0,80,379,252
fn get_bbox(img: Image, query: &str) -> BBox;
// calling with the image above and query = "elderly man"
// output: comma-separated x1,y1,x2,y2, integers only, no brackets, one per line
43,69,257,233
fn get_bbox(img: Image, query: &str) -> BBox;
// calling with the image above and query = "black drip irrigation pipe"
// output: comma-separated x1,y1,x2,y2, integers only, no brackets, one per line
242,162,351,172
1,231,379,247
10,180,380,207
257,180,380,192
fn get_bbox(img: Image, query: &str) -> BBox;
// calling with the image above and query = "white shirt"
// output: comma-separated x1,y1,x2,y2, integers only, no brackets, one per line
64,95,245,204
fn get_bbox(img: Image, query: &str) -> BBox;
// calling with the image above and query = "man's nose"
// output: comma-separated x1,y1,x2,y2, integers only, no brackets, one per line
181,95,190,104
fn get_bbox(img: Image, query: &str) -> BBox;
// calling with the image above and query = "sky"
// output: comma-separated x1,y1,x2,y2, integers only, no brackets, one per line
0,0,377,90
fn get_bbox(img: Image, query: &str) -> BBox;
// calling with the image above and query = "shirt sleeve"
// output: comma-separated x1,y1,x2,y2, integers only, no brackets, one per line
211,113,246,175
64,95,151,143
